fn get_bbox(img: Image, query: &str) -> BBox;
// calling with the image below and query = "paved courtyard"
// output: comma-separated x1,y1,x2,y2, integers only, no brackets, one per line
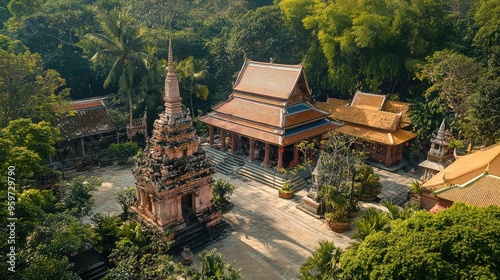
71,160,416,279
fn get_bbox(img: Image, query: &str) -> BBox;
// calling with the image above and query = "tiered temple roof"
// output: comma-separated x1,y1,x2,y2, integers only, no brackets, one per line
200,60,340,146
315,91,415,146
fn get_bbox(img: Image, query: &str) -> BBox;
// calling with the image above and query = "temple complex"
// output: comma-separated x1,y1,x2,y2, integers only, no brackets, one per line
132,40,220,229
199,60,341,171
418,120,453,181
315,91,416,166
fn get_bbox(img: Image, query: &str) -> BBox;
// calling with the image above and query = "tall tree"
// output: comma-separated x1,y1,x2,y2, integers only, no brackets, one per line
176,56,210,117
85,8,148,126
0,48,70,128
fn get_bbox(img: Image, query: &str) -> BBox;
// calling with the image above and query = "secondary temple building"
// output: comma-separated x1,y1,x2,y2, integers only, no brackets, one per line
315,92,417,166
199,60,341,171
132,41,220,229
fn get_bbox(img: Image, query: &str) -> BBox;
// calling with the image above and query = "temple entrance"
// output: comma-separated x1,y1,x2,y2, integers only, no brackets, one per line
181,193,197,226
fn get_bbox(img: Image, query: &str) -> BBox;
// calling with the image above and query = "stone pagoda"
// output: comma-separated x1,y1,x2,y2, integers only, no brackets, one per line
132,40,220,230
419,119,453,181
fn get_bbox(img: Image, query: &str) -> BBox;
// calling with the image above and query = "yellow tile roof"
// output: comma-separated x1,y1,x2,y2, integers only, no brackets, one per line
423,144,500,191
384,100,411,127
335,124,416,146
434,174,500,207
350,91,386,110
315,101,402,131
326,98,349,106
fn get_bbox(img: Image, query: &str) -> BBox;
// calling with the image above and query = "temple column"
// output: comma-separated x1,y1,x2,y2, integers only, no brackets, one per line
277,146,284,171
220,129,226,151
209,125,214,145
149,194,155,215
81,137,85,157
141,190,148,210
136,188,142,209
248,139,255,161
176,195,183,222
263,143,270,166
291,145,299,166
230,133,236,154
385,145,392,165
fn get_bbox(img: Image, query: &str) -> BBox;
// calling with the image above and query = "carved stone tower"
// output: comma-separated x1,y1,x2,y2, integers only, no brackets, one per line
132,40,220,229
419,120,452,181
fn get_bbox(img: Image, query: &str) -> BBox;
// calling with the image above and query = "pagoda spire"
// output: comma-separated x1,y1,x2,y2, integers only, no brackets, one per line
163,38,183,115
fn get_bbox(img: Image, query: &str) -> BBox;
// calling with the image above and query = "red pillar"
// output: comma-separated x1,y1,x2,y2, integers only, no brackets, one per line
230,133,236,154
248,139,255,161
277,146,284,171
263,143,270,166
209,125,214,145
292,145,299,166
220,129,226,151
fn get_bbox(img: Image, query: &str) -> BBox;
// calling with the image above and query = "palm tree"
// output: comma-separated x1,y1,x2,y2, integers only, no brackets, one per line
85,8,148,126
352,207,390,240
199,248,240,280
356,164,382,197
176,56,209,117
300,240,343,279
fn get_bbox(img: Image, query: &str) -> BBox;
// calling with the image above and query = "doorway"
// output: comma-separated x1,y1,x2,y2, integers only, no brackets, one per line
181,193,197,226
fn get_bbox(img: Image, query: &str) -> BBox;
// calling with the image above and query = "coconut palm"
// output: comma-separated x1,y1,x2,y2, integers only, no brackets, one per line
199,248,240,280
176,56,209,117
300,240,343,279
85,8,148,126
356,164,382,197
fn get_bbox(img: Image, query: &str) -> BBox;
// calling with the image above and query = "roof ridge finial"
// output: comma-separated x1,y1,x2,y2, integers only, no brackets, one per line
485,163,490,175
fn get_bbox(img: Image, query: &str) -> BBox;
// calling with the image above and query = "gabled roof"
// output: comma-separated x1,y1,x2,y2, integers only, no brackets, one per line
233,60,308,100
60,99,117,139
384,100,411,128
350,91,386,110
335,124,416,146
315,101,402,131
434,174,500,207
423,144,500,191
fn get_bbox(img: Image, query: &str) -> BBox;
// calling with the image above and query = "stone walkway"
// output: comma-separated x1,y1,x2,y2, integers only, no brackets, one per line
70,160,416,279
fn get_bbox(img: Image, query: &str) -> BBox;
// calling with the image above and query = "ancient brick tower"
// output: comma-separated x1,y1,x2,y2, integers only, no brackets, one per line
132,40,220,229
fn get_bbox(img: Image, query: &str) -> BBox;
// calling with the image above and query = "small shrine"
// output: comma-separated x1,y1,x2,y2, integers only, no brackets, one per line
418,120,453,181
132,40,220,229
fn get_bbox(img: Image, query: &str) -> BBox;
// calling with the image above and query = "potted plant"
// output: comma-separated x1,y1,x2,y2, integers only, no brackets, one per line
279,180,295,199
325,210,350,233
348,201,360,218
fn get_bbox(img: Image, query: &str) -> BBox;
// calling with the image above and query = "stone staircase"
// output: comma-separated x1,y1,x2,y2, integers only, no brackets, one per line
71,248,108,280
203,146,245,175
171,220,228,253
76,262,108,280
238,162,310,191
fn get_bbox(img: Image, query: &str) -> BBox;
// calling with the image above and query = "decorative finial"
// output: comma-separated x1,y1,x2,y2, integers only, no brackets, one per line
437,119,446,140
168,38,174,74
485,163,490,174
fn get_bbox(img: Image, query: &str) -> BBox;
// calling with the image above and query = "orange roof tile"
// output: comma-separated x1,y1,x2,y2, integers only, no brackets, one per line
285,104,329,127
350,91,386,110
233,60,305,100
213,97,282,127
232,92,285,106
423,144,500,191
335,124,416,146
70,100,104,110
434,174,500,207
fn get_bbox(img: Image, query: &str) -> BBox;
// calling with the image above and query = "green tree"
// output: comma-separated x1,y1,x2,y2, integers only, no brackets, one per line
85,8,148,126
92,213,121,256
212,179,235,209
176,56,210,117
56,176,102,217
340,203,500,279
0,49,70,127
199,248,241,280
300,241,343,280
408,94,448,141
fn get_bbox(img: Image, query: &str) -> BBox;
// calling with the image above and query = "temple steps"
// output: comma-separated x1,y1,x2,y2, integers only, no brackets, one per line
204,146,246,175
171,220,228,253
76,262,108,280
204,146,227,167
237,162,310,191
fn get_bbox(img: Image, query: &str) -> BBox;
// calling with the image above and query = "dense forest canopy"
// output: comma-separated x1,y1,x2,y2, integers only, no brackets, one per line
0,0,498,143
